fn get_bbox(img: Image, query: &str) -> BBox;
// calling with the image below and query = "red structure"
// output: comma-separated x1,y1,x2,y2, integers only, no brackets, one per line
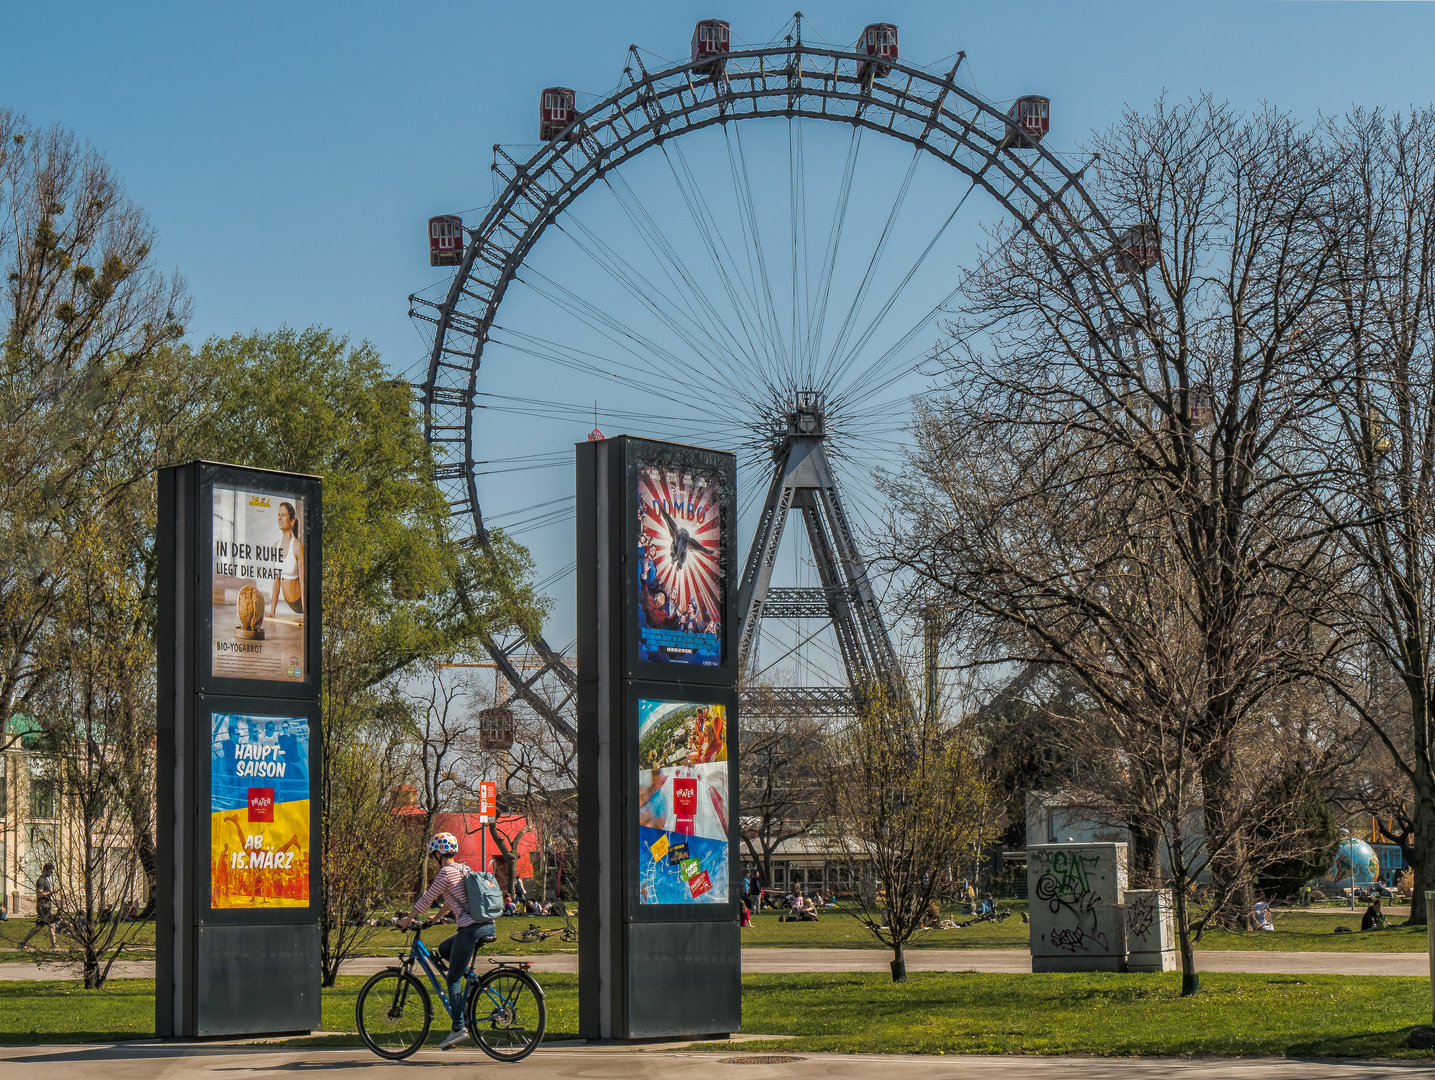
432,811,542,881
691,19,730,77
1003,96,1050,149
857,23,898,82
540,87,578,142
1116,222,1161,274
428,215,463,267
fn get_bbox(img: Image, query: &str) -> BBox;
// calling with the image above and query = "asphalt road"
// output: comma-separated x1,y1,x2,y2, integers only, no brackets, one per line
1,948,1430,981
2,1045,1432,1080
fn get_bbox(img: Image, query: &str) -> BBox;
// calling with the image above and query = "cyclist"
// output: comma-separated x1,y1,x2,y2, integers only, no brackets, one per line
398,832,495,1050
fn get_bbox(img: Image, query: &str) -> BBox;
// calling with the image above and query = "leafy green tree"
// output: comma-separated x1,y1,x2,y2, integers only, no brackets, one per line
190,326,547,981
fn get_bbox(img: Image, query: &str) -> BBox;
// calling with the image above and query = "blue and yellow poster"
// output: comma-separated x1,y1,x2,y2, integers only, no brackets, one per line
210,712,311,909
637,700,728,904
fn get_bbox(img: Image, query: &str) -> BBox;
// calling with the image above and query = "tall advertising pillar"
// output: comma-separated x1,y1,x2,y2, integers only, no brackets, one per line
157,462,322,1037
577,436,740,1039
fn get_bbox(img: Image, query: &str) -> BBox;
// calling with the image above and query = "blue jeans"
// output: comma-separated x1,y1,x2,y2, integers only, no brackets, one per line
437,922,494,1030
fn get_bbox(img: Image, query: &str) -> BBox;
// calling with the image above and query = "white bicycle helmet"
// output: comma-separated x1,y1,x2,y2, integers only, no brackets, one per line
428,831,460,855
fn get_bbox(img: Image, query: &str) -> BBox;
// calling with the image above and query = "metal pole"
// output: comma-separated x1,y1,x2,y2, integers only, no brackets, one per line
1427,890,1435,1025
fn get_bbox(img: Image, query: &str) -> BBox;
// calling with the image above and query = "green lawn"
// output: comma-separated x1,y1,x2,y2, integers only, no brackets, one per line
2,904,1428,963
2,971,1433,1058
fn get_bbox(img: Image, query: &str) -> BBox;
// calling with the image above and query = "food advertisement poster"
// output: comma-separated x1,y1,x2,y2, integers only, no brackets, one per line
638,699,728,905
636,463,722,666
210,712,311,909
211,486,308,683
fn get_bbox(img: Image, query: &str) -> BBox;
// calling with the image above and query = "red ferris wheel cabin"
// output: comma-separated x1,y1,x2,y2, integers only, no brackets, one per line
540,87,578,142
428,215,463,267
1003,96,1050,149
691,19,730,77
857,23,898,82
1116,222,1161,274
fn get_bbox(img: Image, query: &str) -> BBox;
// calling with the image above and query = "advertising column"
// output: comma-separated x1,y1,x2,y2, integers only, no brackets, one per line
577,437,740,1040
158,462,322,1038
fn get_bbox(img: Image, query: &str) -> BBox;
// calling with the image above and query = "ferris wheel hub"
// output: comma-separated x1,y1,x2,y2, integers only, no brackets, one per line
772,389,826,457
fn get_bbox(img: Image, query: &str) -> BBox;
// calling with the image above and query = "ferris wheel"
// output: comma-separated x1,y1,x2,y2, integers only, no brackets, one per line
409,16,1128,739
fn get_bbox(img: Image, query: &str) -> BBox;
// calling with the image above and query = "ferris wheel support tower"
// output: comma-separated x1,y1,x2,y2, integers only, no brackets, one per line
737,392,899,715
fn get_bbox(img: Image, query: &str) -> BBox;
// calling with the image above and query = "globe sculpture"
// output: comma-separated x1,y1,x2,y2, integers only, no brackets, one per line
1326,837,1380,887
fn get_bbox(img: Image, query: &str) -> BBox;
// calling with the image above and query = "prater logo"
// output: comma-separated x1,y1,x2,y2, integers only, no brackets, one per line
248,787,275,822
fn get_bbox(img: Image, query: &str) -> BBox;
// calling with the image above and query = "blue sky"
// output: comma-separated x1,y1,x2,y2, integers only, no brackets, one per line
5,1,1432,366
6,1,1435,671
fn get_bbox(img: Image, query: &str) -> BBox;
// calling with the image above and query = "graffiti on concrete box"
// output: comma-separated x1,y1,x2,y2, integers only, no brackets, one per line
1027,843,1126,962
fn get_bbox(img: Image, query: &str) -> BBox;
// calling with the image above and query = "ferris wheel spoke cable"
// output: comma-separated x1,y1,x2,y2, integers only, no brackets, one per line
556,206,737,376
653,145,782,383
821,177,979,395
721,122,786,378
788,116,806,387
551,218,754,400
726,123,791,376
489,330,724,416
814,147,922,394
515,267,747,417
600,168,772,391
802,125,864,387
828,261,986,417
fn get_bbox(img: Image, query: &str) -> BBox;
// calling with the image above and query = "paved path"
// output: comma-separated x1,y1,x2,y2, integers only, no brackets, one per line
1,1045,1432,1080
1,949,1430,981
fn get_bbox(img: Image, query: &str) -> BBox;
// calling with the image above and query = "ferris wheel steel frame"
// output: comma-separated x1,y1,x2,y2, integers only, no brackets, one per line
412,35,1122,739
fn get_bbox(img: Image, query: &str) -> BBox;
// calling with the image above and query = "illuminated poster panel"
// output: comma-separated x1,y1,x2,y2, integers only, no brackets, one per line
636,463,722,666
210,712,311,909
211,487,309,683
638,699,728,904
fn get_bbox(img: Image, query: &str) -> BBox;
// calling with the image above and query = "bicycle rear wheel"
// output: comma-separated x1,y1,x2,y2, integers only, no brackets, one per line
510,928,543,943
466,966,547,1062
356,967,432,1060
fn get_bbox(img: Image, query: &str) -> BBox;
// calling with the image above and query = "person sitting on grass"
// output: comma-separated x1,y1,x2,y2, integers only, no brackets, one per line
790,886,819,922
1361,897,1386,931
922,899,943,928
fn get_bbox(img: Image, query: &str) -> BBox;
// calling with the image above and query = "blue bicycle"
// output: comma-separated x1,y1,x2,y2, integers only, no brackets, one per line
355,916,546,1061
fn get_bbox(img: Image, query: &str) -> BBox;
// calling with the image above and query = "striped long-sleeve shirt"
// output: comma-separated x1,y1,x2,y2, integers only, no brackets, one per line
409,863,478,928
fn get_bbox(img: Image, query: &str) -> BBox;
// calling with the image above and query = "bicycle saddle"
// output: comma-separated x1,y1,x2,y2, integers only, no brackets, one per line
478,932,497,945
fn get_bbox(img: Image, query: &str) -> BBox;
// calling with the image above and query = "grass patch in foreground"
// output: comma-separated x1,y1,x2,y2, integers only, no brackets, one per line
3,971,1432,1058
709,971,1435,1058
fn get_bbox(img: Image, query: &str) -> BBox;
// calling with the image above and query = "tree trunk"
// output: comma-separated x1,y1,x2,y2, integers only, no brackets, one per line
1172,881,1199,997
1128,825,1160,889
1201,749,1253,929
1409,766,1435,927
890,938,907,983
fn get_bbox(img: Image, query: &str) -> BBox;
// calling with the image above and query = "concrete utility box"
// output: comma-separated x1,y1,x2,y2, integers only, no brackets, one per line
1124,888,1177,972
1027,842,1128,972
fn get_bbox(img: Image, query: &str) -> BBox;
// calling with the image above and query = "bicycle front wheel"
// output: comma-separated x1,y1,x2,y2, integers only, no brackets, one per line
466,966,547,1062
560,927,578,943
356,967,432,1060
510,928,542,943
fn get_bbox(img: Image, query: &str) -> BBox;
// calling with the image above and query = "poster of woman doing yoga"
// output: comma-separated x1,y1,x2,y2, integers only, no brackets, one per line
210,486,308,683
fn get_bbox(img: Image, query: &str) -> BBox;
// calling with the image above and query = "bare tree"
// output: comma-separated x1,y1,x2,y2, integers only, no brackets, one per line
31,516,153,988
316,558,426,986
1315,107,1435,924
737,684,827,892
886,98,1348,990
0,109,189,736
825,680,991,982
